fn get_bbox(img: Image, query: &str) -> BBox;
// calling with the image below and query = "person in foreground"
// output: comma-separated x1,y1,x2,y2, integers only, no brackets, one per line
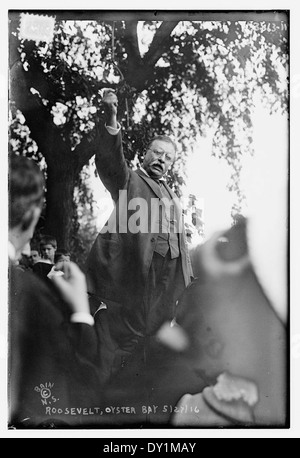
163,217,287,427
101,218,287,427
8,154,100,428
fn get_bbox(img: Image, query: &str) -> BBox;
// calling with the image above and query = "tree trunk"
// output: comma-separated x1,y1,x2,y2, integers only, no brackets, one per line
44,163,77,250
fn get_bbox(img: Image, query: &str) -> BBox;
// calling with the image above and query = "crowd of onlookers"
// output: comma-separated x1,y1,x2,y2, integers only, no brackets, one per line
16,235,71,277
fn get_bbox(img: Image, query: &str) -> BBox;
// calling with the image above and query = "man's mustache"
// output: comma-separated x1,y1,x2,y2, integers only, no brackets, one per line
150,162,164,171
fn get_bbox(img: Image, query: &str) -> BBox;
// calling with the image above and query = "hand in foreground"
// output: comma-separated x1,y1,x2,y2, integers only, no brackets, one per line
51,261,90,315
101,88,118,127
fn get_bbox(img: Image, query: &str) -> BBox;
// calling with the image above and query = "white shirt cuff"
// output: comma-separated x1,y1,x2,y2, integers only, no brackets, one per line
105,123,121,135
70,312,95,326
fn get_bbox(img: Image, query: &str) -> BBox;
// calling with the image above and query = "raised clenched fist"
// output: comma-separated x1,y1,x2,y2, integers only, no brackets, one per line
101,88,118,119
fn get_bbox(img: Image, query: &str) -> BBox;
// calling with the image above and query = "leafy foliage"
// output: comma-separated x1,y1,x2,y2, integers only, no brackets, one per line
9,13,288,249
9,108,43,162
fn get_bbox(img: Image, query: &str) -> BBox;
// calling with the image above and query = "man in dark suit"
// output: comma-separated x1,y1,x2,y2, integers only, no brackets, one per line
85,90,193,383
8,155,101,428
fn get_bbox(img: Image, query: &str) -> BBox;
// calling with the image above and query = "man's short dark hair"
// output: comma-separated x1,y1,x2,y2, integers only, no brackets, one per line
9,154,45,230
40,235,57,250
54,249,71,263
146,135,177,154
30,245,41,254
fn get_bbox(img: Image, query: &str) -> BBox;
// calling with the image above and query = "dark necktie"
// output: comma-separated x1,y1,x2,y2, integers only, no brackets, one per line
151,177,163,186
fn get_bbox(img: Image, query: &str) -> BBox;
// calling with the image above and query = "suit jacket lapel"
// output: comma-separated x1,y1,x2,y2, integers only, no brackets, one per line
135,168,162,198
161,181,183,223
162,181,178,201
135,169,182,214
136,169,182,223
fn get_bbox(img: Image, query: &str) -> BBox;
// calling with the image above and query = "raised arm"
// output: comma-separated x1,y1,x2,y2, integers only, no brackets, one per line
95,90,129,201
102,89,118,129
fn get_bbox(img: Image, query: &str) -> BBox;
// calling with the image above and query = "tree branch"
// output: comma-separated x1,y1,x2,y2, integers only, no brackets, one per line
122,20,143,68
74,135,99,173
121,21,179,91
143,21,179,67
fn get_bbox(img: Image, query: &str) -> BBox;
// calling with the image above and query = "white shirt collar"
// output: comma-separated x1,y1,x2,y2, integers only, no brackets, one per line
140,167,165,182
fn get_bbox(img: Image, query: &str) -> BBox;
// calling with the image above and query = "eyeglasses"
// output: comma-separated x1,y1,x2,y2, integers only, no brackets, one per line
148,149,174,162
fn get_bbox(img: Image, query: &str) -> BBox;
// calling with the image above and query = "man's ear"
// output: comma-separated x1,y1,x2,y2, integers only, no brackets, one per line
21,206,41,232
21,242,31,256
